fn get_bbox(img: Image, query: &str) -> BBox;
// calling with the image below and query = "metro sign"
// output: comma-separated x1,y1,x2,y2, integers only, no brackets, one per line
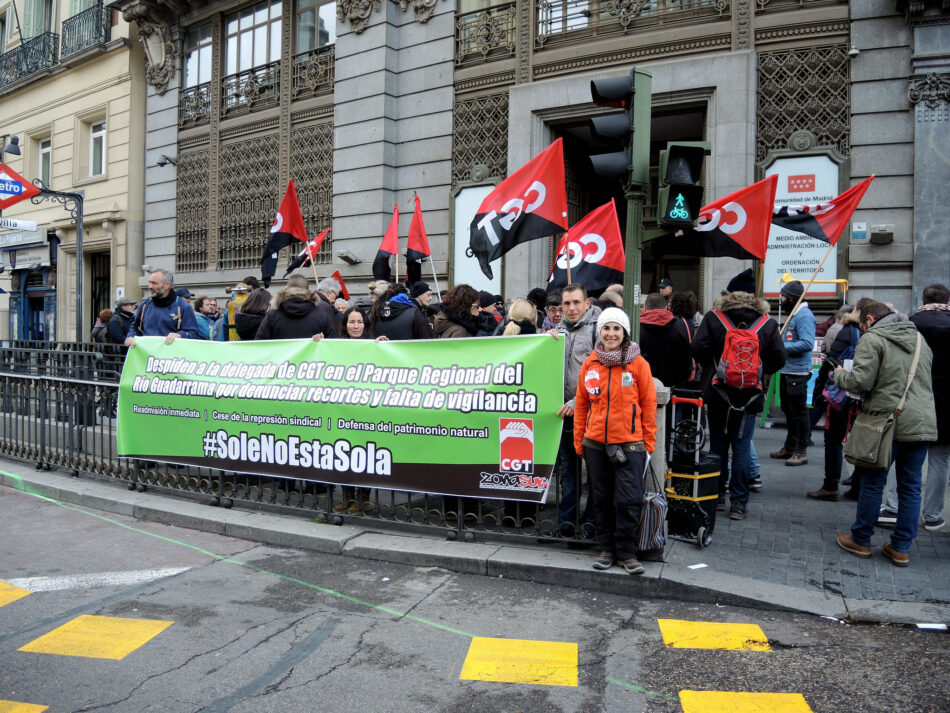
0,163,41,210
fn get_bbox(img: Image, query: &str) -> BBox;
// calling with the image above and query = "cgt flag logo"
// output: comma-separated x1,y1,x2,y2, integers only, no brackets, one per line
499,418,534,474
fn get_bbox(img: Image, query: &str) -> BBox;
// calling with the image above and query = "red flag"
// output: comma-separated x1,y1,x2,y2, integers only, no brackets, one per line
469,139,568,279
771,176,874,245
283,227,330,277
331,270,349,300
373,204,399,281
548,200,625,291
260,179,309,287
406,195,429,285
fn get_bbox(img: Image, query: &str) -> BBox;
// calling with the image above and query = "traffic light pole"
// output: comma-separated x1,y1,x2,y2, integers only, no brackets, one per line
621,186,646,343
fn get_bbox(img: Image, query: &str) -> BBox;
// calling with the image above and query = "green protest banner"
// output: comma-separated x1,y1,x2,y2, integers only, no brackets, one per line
117,335,565,502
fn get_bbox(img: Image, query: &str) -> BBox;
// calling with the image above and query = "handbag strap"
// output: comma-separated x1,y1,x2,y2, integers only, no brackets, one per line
894,333,922,417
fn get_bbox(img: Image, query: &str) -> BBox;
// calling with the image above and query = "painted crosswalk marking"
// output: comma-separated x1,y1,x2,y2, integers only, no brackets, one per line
459,637,578,687
6,567,191,592
18,614,173,660
679,690,813,712
657,619,771,651
0,580,31,608
0,701,49,713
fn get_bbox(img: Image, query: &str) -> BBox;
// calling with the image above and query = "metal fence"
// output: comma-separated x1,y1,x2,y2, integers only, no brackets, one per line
0,340,595,544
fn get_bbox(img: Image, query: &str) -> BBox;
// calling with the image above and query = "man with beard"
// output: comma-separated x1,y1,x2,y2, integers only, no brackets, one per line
125,269,201,346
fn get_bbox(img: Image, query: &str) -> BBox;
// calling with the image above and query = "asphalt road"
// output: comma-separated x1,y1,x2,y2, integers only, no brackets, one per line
1,484,948,713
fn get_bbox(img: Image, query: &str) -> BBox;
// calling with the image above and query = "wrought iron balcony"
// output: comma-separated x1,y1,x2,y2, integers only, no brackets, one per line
222,61,281,116
179,82,212,127
455,3,516,67
0,32,59,89
61,2,112,59
292,45,335,100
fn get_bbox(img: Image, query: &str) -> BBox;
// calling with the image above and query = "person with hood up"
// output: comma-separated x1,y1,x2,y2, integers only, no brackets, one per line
367,285,435,340
834,300,936,566
638,292,692,389
573,307,657,574
254,284,336,341
433,284,481,338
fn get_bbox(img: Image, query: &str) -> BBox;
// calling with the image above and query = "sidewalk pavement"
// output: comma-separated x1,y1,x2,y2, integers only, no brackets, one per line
1,424,948,626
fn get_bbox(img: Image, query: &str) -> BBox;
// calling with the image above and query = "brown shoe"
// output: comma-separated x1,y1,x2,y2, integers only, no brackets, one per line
806,488,839,501
882,542,909,567
837,533,871,558
770,448,794,459
785,452,808,466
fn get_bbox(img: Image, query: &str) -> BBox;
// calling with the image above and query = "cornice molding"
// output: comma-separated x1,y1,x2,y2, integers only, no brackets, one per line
755,20,848,43
533,36,731,78
455,71,516,93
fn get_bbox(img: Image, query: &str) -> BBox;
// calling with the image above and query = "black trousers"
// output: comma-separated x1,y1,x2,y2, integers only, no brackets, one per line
584,446,646,561
780,373,811,452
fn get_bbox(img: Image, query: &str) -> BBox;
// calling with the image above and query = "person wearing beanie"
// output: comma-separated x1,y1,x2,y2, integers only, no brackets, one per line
573,306,657,575
725,268,756,296
770,280,816,466
410,281,436,328
476,289,502,333
639,293,692,388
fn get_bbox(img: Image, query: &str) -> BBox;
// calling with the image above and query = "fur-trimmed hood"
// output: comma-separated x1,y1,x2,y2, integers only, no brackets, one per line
840,310,861,326
713,291,769,315
274,286,315,308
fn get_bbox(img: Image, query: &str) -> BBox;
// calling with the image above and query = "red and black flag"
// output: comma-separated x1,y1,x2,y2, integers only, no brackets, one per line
771,176,874,245
260,180,308,287
283,227,330,277
654,175,778,261
372,204,399,282
548,200,625,292
469,139,568,279
405,194,430,286
330,270,350,300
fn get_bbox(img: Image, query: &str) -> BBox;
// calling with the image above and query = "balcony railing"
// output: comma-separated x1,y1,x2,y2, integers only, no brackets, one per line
222,61,281,116
61,2,112,59
292,45,335,100
0,32,59,90
455,3,517,66
179,82,212,127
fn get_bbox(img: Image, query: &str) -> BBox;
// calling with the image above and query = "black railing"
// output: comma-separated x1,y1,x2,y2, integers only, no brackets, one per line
179,82,212,127
0,340,603,545
61,2,112,59
0,32,59,89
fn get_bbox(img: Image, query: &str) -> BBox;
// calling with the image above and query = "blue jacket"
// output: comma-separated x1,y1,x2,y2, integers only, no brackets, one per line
127,295,202,340
780,302,816,374
195,313,219,340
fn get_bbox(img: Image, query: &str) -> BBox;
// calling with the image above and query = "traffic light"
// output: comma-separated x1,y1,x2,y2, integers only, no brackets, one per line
588,68,652,189
657,141,710,229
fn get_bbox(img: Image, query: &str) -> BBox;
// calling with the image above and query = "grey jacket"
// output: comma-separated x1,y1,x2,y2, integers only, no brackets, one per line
834,314,937,443
558,304,602,409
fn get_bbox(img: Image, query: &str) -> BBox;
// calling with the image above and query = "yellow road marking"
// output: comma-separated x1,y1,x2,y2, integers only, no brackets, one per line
680,690,813,712
0,580,31,608
658,619,771,651
18,614,173,660
459,636,578,687
0,701,49,713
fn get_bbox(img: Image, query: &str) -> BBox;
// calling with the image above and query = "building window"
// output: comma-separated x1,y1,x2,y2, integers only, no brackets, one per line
225,1,282,76
89,120,106,176
295,0,334,53
183,23,212,87
0,11,7,50
22,0,56,38
39,137,51,186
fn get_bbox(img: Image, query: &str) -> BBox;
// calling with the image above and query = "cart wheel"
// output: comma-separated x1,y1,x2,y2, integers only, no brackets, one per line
696,527,707,549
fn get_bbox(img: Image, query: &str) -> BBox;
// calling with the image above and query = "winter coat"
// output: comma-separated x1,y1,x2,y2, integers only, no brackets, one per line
90,321,109,343
780,302,816,374
573,349,657,454
234,311,266,341
691,291,786,417
433,307,479,338
108,310,134,344
127,293,201,340
557,304,602,409
638,308,692,388
834,314,937,443
910,306,950,443
255,287,337,340
371,296,435,340
195,313,218,340
814,313,860,397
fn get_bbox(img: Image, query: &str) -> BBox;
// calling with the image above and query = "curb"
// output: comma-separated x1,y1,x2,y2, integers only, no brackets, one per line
2,461,947,626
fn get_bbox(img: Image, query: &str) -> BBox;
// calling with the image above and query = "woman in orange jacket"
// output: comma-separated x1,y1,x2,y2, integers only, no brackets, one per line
574,307,657,574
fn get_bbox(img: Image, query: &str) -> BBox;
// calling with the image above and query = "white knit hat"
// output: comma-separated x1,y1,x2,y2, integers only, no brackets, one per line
596,307,631,337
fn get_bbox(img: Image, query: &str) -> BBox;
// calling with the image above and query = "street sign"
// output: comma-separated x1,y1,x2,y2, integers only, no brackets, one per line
0,217,38,231
0,163,41,210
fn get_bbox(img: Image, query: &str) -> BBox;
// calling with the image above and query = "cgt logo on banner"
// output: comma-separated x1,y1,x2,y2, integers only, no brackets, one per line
478,417,548,493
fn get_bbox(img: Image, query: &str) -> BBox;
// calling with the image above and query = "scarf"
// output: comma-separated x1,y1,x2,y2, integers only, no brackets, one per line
918,303,950,312
150,290,176,308
594,340,640,367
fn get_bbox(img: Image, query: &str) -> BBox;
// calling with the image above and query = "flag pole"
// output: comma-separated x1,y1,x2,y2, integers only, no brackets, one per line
778,241,835,336
428,255,442,301
563,236,571,284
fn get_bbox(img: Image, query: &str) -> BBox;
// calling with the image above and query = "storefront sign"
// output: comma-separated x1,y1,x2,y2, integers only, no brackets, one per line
0,227,47,250
763,156,839,297
117,336,565,503
2,244,51,268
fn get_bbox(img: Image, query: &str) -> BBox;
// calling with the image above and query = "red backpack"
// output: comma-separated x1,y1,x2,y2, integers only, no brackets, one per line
711,310,770,391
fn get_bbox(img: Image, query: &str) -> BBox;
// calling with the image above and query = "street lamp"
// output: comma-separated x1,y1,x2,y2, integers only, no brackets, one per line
0,135,21,164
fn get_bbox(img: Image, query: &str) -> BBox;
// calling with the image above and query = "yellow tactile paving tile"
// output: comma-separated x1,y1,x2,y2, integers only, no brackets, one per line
680,690,813,713
0,701,49,713
657,619,771,651
0,580,31,608
18,614,173,660
459,636,578,687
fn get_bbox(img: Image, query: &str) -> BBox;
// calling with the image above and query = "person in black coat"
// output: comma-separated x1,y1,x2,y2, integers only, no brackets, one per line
368,286,435,340
692,289,786,521
639,293,692,388
234,288,271,341
255,285,336,340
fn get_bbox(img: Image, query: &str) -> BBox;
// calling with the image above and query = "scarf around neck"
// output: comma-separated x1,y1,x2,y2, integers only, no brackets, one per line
594,340,640,367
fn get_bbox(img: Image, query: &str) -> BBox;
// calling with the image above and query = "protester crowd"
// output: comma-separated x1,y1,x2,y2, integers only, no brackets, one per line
91,265,948,572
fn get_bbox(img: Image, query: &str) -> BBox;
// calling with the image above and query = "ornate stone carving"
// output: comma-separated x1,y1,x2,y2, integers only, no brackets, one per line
337,0,380,34
452,93,509,191
398,0,440,23
787,130,817,152
908,73,950,110
120,1,177,95
734,0,752,50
